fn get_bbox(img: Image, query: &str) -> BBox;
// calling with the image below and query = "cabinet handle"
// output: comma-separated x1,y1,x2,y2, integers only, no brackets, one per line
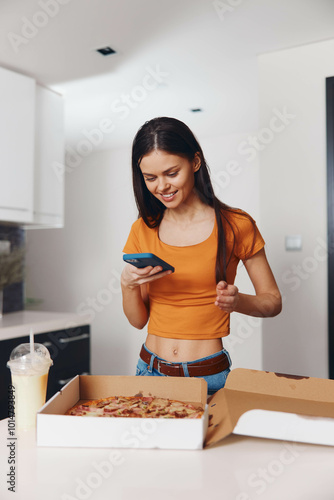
58,333,89,344
58,372,89,386
42,341,53,348
58,376,74,385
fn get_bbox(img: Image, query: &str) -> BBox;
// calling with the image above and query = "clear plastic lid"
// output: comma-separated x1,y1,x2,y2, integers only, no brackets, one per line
7,343,53,375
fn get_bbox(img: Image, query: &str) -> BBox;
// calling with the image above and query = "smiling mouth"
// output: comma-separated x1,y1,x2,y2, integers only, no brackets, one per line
160,190,178,200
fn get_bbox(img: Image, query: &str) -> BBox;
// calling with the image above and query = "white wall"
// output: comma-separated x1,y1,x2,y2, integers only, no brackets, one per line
25,131,263,376
258,39,334,378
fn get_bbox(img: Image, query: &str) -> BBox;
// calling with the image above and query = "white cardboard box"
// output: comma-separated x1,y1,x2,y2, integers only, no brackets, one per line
37,368,334,449
37,374,209,450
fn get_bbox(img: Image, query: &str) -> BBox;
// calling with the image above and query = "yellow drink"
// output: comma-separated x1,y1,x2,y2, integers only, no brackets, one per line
7,343,53,432
11,371,49,430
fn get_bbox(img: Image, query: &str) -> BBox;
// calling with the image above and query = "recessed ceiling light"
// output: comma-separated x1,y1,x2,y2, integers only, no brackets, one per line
190,108,203,113
96,46,116,56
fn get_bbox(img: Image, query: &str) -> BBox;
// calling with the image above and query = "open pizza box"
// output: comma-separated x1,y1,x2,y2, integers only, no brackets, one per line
37,368,334,450
37,374,208,450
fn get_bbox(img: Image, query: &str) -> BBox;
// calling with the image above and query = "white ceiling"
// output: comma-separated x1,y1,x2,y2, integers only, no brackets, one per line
1,0,334,150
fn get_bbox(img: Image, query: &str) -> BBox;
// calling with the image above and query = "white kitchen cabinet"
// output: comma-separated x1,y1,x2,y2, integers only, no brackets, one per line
29,85,65,228
0,66,35,224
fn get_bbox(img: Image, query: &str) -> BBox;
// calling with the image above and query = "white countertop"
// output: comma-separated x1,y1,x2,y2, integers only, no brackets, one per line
0,310,91,341
0,418,334,500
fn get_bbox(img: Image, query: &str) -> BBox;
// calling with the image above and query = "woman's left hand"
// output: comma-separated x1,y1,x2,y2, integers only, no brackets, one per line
215,281,239,312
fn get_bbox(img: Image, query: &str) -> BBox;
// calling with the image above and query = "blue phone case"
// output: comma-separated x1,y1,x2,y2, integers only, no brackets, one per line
123,253,175,272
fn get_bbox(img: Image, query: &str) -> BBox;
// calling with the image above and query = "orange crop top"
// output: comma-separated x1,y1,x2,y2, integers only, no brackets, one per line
123,211,265,340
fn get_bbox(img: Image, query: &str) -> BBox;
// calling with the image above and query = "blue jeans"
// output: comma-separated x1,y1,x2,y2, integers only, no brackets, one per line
135,344,232,396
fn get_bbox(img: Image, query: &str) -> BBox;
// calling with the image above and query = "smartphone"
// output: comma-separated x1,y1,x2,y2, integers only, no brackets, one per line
123,253,175,273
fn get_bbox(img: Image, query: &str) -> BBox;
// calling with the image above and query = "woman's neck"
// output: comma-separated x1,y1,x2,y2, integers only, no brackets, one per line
163,191,213,223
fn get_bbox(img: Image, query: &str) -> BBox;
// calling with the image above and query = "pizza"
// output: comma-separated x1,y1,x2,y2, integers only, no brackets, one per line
65,395,204,419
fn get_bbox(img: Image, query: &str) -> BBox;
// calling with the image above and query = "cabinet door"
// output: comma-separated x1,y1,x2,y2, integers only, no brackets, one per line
0,66,35,223
30,85,65,228
38,326,90,399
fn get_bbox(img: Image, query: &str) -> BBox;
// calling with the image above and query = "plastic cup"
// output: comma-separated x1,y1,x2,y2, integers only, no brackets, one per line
7,343,53,431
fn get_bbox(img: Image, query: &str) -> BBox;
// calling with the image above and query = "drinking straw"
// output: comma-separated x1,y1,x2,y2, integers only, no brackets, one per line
29,327,34,357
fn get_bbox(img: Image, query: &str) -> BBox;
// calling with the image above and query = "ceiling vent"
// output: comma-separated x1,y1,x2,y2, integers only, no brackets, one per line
96,46,116,56
190,108,203,113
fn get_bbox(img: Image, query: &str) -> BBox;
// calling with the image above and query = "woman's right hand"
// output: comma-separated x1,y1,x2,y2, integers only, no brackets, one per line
121,264,172,290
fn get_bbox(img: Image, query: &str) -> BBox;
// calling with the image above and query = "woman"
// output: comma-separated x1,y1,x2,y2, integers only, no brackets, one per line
121,117,282,395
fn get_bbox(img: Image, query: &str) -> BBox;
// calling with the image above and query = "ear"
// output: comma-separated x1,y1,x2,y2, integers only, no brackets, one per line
193,152,201,172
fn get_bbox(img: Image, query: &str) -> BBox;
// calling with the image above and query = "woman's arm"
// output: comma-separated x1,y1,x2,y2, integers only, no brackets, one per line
121,282,149,329
121,264,172,329
215,248,282,317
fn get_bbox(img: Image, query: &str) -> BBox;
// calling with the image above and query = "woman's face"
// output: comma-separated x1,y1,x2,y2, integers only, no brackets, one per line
139,150,200,208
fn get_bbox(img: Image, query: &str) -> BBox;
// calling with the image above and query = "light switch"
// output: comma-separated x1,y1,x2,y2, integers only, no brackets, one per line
285,235,302,251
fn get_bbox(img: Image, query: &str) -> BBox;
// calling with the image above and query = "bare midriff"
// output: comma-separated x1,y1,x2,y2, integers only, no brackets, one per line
145,334,223,362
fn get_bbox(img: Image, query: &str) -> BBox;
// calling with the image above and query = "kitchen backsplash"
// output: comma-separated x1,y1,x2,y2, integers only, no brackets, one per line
0,224,25,313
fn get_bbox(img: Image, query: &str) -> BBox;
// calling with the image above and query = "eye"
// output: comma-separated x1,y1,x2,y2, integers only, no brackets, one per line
167,172,178,177
144,177,156,182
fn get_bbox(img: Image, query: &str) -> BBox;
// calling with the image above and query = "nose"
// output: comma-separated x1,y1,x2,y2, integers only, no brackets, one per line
157,176,170,192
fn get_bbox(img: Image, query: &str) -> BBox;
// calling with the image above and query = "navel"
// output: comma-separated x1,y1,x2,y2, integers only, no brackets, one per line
173,348,178,356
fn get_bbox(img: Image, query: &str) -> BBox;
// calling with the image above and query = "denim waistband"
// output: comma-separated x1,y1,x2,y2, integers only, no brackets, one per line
142,343,231,367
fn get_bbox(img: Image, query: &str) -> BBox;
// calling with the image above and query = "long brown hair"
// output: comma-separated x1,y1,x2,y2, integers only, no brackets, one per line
131,117,256,282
